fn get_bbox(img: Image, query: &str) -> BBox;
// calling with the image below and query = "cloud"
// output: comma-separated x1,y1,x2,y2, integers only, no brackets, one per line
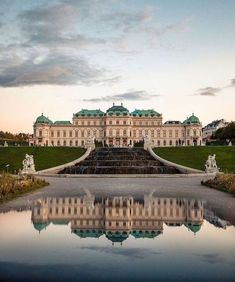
229,78,235,87
195,253,225,264
0,52,116,87
195,87,221,96
80,246,161,259
18,2,105,50
83,90,159,102
103,7,153,33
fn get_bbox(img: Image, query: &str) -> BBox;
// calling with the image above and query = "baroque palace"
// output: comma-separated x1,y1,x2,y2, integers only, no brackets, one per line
33,103,202,147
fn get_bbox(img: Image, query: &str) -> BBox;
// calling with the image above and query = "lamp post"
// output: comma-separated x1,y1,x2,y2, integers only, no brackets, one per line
5,164,10,173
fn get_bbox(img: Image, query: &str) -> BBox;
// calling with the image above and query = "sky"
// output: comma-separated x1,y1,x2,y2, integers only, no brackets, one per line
0,0,234,133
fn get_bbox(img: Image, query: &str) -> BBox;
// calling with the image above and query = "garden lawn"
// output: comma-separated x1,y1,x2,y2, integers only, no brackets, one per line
153,146,235,173
0,147,86,173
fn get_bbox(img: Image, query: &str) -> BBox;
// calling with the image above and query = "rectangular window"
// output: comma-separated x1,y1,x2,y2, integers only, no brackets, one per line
57,130,60,137
169,130,172,137
69,131,72,137
63,131,66,137
51,131,54,137
163,130,166,137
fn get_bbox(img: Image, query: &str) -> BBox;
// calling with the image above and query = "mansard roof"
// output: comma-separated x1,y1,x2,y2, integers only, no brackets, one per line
75,109,105,117
106,103,129,116
72,229,103,238
131,230,162,239
54,120,71,125
132,109,160,117
164,120,181,125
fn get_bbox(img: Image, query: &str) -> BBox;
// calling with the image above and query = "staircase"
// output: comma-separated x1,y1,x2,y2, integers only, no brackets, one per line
59,147,181,174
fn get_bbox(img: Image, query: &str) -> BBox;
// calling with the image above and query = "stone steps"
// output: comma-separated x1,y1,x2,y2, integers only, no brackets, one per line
59,147,181,174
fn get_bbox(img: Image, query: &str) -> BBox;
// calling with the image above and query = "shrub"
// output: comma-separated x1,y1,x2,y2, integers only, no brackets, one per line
201,173,235,195
0,173,49,202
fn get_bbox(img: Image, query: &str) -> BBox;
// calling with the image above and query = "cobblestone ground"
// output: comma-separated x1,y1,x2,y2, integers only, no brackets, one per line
0,175,234,224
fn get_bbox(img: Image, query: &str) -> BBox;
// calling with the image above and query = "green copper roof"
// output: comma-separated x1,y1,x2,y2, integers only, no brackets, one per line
131,230,162,239
33,222,50,231
72,229,103,238
105,231,129,243
75,109,105,117
183,113,200,124
106,104,129,116
132,109,160,117
35,114,53,124
185,223,202,233
54,121,71,125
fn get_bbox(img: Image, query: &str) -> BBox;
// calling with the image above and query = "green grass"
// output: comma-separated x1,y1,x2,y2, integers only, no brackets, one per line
153,146,235,173
0,147,86,173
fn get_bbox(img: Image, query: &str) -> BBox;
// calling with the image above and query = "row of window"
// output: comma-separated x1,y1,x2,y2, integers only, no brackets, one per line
38,128,201,138
41,139,201,147
73,120,162,126
36,207,200,219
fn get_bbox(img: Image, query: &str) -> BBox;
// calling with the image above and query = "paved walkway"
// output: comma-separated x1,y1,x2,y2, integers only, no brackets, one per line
0,175,234,224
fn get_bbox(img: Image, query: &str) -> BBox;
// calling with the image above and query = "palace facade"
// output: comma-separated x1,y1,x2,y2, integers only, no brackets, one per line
33,103,202,147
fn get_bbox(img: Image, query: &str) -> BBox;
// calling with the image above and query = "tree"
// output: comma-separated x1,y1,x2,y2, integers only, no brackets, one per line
214,122,235,141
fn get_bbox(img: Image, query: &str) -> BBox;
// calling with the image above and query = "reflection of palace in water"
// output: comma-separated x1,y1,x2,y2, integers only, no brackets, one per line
32,192,203,244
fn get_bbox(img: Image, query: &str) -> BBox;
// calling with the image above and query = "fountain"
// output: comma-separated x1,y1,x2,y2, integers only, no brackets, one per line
59,147,181,174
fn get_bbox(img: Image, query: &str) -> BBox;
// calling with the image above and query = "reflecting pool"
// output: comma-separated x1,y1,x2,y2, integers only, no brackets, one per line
0,191,235,282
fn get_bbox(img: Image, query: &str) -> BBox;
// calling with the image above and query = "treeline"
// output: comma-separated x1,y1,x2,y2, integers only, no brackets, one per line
0,131,28,141
213,122,235,141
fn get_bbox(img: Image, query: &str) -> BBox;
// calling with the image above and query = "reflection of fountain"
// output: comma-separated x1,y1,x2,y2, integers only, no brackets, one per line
59,148,181,174
31,193,204,242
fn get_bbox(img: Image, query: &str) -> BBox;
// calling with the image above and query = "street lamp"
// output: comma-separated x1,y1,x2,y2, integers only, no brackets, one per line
5,164,10,173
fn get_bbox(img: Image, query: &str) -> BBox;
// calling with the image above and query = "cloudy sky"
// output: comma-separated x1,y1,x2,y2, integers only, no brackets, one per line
0,0,234,133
